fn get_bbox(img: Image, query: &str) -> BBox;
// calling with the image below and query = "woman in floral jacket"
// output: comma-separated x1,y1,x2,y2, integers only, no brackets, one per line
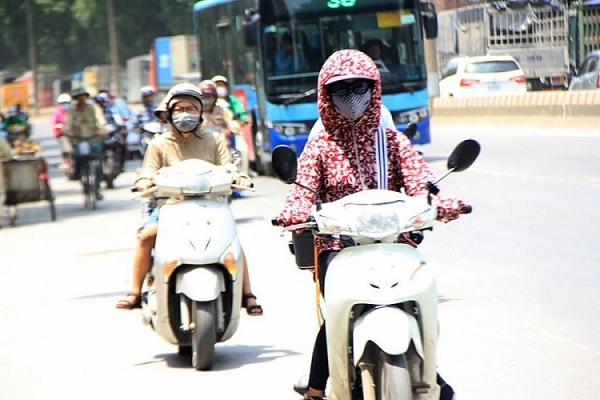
276,49,466,400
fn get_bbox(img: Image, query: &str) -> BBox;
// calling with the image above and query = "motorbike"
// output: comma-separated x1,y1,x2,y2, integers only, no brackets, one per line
133,120,164,158
102,122,127,188
271,139,480,400
138,159,251,370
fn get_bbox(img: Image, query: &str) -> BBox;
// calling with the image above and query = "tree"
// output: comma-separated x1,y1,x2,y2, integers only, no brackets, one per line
0,0,197,74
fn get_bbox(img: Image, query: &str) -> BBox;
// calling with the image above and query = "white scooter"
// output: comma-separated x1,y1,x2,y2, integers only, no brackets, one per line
272,140,480,400
139,159,249,370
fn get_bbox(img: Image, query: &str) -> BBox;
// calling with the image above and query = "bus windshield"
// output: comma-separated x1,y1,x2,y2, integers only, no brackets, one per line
260,0,427,102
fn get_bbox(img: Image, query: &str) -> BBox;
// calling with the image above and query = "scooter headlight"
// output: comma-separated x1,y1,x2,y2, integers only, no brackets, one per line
403,208,435,230
345,202,401,237
321,216,351,234
180,175,212,194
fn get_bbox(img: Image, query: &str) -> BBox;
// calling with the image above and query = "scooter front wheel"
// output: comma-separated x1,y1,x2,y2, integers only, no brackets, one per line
376,351,411,399
191,300,217,371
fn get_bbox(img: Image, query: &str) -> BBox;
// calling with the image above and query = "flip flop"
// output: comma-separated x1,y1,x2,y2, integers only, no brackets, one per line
242,293,263,316
115,293,141,310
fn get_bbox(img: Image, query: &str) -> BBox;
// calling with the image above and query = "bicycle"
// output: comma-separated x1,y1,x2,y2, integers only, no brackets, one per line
72,139,103,209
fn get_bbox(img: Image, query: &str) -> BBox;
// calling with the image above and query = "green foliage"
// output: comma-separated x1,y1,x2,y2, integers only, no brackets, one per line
0,0,197,74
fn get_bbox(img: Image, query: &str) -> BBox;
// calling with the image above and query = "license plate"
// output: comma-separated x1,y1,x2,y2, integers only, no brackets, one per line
488,81,500,90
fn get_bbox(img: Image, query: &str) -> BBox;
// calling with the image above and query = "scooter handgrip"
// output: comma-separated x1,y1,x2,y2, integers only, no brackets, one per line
461,205,473,214
271,217,279,226
130,186,138,193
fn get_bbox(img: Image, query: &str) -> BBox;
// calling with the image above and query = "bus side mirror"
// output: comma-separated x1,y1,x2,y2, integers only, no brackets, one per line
243,8,259,47
421,2,438,39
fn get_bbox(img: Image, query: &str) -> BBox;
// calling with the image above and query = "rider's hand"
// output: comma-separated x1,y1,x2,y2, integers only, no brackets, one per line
435,196,468,223
135,178,153,192
235,174,252,188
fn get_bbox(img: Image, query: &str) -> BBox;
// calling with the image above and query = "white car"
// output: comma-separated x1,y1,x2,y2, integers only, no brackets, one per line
439,55,527,99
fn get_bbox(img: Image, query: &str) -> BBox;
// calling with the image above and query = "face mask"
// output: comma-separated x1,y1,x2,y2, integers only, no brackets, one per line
331,89,372,121
62,103,70,110
203,97,216,107
172,113,201,132
216,87,228,98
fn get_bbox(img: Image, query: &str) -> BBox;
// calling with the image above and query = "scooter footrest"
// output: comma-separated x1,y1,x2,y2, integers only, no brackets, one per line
413,382,431,394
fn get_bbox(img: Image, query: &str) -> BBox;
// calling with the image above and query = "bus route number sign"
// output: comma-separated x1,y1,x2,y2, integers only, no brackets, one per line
327,0,357,8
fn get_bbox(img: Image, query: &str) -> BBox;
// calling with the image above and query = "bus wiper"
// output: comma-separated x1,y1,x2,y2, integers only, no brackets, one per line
282,88,317,105
382,75,418,93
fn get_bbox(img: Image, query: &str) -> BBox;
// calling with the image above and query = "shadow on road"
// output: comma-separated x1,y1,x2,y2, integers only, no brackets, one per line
141,344,302,370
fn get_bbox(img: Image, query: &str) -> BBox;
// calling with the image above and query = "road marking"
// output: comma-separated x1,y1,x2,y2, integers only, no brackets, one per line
470,167,599,188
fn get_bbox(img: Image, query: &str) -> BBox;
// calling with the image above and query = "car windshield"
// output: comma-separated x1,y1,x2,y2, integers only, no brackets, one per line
466,61,520,73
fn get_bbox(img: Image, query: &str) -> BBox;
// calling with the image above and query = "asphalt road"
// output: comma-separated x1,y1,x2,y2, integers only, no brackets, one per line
0,117,599,399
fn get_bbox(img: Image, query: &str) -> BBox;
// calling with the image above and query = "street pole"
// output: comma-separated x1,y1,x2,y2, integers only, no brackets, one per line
106,0,121,96
25,0,39,114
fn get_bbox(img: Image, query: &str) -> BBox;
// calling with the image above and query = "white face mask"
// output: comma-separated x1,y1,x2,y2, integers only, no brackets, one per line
216,87,228,98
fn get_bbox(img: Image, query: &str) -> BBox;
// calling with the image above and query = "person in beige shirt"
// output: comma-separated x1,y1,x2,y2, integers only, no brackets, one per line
0,135,13,207
64,87,107,199
116,83,262,316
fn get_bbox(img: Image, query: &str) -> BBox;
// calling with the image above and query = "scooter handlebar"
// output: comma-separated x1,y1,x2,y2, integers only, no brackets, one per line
461,205,473,214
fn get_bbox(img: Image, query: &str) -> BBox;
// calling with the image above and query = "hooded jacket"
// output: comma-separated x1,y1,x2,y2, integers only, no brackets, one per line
277,49,466,253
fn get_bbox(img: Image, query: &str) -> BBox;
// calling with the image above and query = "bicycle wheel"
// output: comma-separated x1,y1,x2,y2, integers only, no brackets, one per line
81,159,95,210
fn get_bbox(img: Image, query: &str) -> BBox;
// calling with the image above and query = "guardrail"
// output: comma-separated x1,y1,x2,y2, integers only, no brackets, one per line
432,90,600,117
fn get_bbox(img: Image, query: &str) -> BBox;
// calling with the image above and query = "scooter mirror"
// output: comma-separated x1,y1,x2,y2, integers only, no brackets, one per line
272,145,298,184
447,139,480,172
403,122,417,140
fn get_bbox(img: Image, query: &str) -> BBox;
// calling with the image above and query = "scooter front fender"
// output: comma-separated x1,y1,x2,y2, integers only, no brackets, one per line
353,306,424,366
175,267,224,302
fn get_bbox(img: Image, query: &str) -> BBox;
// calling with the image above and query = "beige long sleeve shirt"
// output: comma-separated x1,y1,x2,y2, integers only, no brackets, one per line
136,126,234,184
64,102,106,139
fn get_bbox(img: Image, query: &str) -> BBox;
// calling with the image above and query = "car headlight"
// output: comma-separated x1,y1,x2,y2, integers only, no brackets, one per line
346,202,401,237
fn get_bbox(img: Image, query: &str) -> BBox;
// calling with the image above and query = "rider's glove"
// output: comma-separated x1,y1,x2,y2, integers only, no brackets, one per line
435,196,469,223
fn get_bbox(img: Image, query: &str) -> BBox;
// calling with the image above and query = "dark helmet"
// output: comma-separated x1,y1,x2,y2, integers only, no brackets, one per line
198,80,218,98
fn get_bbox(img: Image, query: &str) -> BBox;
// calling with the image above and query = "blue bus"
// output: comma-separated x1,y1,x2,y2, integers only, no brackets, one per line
193,0,437,175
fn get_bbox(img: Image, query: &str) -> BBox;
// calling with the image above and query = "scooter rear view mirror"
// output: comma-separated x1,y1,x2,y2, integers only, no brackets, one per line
447,139,480,173
403,122,417,140
272,144,322,211
272,145,298,184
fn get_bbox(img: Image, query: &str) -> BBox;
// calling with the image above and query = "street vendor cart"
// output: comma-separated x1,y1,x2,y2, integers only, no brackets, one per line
1,141,56,227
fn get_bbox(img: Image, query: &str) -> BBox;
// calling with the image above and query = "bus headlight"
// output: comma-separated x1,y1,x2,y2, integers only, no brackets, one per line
273,123,310,136
394,107,429,125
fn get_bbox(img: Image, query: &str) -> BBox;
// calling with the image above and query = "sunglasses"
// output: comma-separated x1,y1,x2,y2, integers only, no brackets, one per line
326,79,374,96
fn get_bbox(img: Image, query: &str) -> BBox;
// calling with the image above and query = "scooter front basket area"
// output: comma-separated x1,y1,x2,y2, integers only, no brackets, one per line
290,230,315,268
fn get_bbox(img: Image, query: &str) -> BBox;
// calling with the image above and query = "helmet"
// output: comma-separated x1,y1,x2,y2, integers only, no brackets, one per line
95,92,109,103
71,87,89,98
198,80,218,97
211,75,228,85
57,93,71,104
140,85,156,98
166,83,203,110
154,98,168,118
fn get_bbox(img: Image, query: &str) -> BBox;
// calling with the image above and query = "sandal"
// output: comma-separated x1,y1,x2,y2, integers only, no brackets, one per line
242,293,263,316
115,293,142,310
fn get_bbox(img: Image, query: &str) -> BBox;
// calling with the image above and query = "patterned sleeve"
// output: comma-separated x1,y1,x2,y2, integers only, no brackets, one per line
395,133,467,223
277,139,322,226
